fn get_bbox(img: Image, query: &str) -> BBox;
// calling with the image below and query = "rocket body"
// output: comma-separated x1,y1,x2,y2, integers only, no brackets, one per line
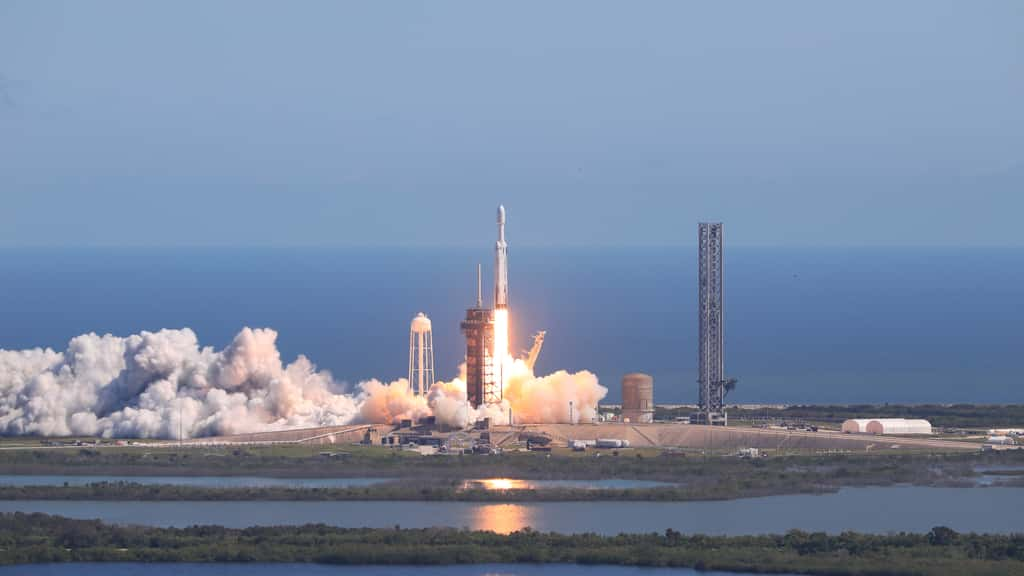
495,205,508,309
493,204,510,400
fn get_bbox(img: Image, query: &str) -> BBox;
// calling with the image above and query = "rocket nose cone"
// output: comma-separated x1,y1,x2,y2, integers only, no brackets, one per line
497,204,506,224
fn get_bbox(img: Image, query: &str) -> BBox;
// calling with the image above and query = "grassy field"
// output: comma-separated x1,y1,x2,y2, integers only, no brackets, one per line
653,404,1024,430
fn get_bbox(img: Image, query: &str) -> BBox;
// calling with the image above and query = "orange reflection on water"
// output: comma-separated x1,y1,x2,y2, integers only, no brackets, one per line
471,503,533,534
468,478,531,491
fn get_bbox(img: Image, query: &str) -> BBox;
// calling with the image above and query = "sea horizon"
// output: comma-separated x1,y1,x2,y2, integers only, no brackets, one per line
1,245,1021,405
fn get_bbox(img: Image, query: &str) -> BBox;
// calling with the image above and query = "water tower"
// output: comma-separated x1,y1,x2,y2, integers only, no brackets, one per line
408,312,435,396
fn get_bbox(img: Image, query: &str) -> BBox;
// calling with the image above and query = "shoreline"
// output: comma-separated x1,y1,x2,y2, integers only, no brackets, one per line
1,449,1021,502
0,476,1020,503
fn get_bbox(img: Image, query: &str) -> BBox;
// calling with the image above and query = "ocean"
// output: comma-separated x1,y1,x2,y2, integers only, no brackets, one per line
0,246,1020,404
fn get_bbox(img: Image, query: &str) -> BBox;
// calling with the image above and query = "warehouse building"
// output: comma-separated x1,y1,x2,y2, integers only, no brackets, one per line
841,418,932,435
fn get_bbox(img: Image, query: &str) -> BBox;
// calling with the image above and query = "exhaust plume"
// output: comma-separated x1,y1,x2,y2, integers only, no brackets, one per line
0,327,606,439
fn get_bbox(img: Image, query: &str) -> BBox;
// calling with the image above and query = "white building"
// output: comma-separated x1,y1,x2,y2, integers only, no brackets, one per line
841,418,932,435
988,429,1024,437
986,435,1014,445
841,419,873,434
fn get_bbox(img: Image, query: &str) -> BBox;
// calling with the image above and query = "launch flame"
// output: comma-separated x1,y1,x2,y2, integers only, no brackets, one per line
493,307,510,395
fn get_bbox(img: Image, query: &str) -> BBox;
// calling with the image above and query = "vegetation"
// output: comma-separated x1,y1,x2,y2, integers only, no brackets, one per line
1,446,1023,502
0,482,831,502
2,441,1020,481
0,513,1021,575
654,404,1024,429
1,450,1022,501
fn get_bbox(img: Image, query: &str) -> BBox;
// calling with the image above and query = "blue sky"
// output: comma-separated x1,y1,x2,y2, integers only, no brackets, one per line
1,1,1021,247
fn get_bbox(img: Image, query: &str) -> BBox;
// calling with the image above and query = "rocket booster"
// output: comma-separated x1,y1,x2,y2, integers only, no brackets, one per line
495,204,508,309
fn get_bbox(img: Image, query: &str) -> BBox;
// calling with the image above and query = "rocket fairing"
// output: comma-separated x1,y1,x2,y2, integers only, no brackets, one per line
495,204,509,309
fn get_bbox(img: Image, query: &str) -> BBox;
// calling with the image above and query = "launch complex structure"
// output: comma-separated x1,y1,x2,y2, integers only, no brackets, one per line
460,208,736,420
461,205,510,408
173,212,977,453
693,222,734,426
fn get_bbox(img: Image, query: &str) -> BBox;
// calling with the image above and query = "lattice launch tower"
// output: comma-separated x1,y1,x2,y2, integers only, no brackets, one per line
693,222,731,425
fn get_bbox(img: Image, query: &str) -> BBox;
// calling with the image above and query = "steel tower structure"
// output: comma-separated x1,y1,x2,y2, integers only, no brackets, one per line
408,312,435,396
463,205,512,409
694,222,728,426
462,264,495,408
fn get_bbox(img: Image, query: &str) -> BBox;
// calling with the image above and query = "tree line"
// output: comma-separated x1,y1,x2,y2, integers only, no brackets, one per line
1,513,1023,575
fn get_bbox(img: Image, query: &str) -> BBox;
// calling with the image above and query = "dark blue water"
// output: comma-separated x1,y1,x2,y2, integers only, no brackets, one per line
0,564,774,576
0,246,1021,404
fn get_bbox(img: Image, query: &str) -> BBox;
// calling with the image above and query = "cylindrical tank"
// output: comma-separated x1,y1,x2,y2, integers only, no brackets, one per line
410,312,432,333
408,312,435,397
621,373,654,423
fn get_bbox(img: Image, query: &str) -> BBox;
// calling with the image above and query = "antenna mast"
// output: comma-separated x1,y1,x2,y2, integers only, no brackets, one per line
476,263,482,308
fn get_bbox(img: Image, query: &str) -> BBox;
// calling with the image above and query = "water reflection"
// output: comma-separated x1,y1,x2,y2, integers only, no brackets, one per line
460,478,673,491
471,503,533,534
465,478,529,491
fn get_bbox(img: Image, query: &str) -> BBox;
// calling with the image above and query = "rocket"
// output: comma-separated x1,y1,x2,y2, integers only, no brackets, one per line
495,204,508,309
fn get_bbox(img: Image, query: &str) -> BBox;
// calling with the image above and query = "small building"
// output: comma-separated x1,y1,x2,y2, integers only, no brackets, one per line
842,418,932,435
986,435,1014,446
988,429,1024,437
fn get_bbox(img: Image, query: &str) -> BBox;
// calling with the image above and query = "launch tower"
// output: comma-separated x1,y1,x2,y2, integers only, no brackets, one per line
693,222,729,426
463,206,511,409
462,265,495,408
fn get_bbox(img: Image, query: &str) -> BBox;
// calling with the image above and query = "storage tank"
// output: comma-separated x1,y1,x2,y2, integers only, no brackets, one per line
621,373,654,423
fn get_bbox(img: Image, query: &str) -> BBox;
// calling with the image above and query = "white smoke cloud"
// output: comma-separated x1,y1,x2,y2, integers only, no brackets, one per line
0,327,607,439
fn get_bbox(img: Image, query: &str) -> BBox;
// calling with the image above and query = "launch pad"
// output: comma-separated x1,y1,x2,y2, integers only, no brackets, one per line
168,421,976,453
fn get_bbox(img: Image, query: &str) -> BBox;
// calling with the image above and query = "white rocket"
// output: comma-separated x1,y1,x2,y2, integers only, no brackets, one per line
495,204,508,309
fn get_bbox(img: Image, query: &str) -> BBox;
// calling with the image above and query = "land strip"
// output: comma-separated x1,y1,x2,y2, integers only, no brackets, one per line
1,450,1022,501
1,513,1021,575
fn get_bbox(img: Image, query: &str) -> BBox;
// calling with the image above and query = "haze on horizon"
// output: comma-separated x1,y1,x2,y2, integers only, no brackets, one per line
0,1,1021,248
